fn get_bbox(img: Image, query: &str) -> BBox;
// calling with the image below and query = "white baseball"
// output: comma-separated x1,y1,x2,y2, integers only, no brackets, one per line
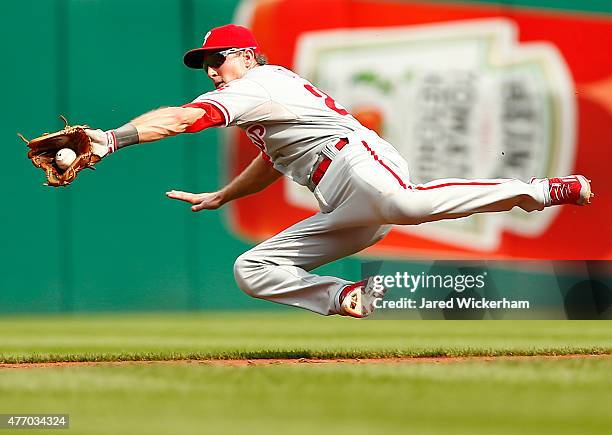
55,148,77,170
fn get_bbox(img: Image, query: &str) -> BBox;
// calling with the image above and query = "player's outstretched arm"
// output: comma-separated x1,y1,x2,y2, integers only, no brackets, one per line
129,107,206,142
166,155,282,212
85,106,206,157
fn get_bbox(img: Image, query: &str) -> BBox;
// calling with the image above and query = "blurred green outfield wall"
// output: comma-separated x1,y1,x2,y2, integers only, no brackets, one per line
1,0,267,313
1,0,610,313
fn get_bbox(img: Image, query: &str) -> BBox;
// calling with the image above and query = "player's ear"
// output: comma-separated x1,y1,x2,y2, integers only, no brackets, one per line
243,49,256,68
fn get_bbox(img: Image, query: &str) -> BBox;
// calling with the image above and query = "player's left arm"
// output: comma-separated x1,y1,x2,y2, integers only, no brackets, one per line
130,106,207,142
85,105,214,157
88,78,265,157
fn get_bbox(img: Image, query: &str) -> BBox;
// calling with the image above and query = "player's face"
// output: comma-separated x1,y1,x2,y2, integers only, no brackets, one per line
204,49,254,88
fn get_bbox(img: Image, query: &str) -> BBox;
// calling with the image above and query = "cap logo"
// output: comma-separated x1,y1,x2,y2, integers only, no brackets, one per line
202,30,211,46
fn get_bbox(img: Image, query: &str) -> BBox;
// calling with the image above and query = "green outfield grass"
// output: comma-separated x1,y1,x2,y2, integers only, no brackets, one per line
0,312,611,362
1,312,611,435
2,359,612,435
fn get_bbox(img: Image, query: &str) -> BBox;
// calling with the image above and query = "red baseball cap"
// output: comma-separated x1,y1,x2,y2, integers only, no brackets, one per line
183,24,260,69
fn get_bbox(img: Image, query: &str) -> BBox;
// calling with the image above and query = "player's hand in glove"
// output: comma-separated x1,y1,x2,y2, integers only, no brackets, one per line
166,190,225,212
20,116,113,187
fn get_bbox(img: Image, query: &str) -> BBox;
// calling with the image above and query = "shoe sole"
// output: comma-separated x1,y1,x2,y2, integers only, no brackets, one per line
341,277,387,318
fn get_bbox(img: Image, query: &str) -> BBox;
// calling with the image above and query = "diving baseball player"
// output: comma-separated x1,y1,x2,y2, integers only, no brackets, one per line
85,24,594,318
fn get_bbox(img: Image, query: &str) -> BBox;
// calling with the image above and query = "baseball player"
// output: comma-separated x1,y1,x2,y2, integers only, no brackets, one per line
86,24,593,318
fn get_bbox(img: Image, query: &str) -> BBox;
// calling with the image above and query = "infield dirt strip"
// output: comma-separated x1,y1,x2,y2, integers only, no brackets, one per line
1,354,610,369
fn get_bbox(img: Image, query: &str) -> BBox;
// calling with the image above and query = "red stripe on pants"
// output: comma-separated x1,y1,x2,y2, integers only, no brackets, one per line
415,181,501,190
361,141,407,190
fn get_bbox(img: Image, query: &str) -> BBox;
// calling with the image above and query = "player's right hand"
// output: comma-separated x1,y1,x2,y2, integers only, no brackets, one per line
165,190,225,212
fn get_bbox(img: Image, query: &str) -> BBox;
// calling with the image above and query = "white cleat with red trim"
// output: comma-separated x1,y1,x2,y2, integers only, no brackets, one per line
338,277,386,318
530,175,594,206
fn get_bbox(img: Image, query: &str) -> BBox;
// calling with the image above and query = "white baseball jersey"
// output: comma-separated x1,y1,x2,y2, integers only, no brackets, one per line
191,65,373,185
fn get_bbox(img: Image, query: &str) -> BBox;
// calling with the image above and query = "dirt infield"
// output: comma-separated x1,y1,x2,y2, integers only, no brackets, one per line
1,354,610,369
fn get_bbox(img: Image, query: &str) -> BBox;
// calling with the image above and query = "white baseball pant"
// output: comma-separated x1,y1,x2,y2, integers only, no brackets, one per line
233,131,547,315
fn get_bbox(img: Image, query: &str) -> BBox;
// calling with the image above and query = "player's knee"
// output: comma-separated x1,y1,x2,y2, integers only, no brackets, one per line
233,252,264,298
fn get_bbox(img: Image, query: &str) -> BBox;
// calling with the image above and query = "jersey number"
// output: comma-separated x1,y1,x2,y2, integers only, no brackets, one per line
304,84,349,116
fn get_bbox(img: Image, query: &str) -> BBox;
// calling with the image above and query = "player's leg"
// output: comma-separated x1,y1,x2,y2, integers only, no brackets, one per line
382,177,547,225
329,138,592,226
233,213,391,316
381,174,593,225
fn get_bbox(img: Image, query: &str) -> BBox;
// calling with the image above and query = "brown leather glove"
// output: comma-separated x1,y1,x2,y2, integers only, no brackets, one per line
20,116,102,187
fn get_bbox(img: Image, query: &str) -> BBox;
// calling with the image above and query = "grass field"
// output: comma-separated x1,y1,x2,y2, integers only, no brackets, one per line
1,312,611,434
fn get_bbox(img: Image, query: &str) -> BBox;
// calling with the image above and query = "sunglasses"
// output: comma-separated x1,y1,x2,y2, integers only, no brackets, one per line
203,47,255,69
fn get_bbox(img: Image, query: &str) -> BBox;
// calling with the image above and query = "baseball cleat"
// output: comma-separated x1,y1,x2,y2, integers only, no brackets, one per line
530,175,593,206
338,277,386,318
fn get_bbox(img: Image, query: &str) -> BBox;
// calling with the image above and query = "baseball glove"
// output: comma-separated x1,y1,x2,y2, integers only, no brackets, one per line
19,116,101,187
